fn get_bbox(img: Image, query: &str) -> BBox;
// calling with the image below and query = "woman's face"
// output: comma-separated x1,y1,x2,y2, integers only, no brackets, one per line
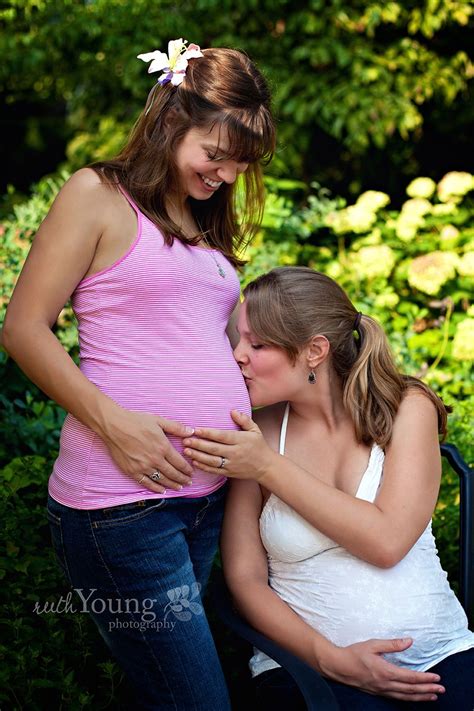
233,303,305,407
174,124,249,200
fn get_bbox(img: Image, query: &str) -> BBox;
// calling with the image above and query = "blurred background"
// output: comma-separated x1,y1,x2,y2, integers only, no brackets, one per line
1,2,473,708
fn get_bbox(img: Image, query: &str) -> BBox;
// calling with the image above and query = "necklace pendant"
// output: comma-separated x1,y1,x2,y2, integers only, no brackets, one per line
217,265,226,278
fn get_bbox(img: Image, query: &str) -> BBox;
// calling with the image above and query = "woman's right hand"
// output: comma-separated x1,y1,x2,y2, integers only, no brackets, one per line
101,407,195,492
319,638,445,702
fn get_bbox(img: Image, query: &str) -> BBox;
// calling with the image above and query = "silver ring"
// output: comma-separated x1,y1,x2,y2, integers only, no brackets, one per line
218,457,227,469
149,471,162,482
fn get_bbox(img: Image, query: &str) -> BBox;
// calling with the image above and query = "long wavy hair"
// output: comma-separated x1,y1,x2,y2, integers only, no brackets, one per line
244,267,450,447
90,48,275,267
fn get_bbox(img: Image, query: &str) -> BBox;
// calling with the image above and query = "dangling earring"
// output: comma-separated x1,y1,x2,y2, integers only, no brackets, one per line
308,370,316,384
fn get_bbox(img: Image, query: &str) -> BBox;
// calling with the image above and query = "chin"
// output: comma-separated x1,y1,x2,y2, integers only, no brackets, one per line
249,393,281,408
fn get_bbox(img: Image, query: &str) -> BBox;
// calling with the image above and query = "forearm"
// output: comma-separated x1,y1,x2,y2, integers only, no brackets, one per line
259,452,395,567
226,574,334,673
2,322,120,437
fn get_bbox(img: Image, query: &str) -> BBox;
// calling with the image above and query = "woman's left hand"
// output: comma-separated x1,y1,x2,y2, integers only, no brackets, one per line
182,410,275,480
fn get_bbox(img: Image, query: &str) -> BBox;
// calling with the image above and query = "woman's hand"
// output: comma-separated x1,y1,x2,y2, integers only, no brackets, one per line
182,410,275,481
101,407,195,492
320,638,445,702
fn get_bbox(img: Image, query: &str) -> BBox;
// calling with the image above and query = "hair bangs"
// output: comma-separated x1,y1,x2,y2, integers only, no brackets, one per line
209,108,274,165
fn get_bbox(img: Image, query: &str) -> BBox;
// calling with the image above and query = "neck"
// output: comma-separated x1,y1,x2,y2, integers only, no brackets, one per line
289,365,348,431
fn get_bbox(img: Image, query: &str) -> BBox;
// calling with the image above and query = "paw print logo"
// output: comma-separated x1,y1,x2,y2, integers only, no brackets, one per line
164,583,203,622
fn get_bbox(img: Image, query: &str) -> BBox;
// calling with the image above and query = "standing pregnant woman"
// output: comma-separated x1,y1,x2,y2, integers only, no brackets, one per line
1,40,275,710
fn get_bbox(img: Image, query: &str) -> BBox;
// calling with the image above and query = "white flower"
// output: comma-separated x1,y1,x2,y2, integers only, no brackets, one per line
452,318,474,361
356,191,390,211
407,251,458,295
138,39,203,86
458,252,474,277
437,171,474,203
406,177,436,199
401,198,432,217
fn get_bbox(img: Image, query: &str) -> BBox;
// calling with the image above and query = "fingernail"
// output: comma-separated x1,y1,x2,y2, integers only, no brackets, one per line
430,696,437,701
185,427,194,435
433,676,441,682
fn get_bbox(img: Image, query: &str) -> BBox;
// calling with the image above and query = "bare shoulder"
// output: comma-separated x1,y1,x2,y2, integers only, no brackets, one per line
53,168,116,210
38,168,125,247
398,387,439,418
253,402,287,451
391,387,440,444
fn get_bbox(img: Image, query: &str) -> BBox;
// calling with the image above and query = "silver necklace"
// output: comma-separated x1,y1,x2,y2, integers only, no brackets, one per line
207,248,226,278
199,231,226,278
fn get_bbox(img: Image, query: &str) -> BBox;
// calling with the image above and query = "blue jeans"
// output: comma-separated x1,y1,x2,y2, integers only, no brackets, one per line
254,648,474,709
46,487,230,711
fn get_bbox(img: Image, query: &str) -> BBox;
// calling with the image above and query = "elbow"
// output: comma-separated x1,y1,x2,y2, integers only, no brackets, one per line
369,543,406,569
1,318,24,357
0,323,14,354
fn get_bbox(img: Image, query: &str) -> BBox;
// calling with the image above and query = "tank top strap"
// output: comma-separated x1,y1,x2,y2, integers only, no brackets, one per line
279,402,290,455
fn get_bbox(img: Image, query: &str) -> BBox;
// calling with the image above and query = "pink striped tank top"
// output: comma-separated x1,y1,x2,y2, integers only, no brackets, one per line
48,187,251,509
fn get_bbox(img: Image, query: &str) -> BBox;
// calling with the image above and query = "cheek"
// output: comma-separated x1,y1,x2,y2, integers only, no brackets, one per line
253,353,287,378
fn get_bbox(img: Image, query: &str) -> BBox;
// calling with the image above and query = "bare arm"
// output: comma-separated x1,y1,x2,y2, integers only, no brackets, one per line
185,394,441,566
221,478,444,701
2,169,193,490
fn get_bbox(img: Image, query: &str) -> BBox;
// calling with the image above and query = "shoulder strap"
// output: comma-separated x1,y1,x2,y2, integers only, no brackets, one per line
117,183,141,218
278,402,290,455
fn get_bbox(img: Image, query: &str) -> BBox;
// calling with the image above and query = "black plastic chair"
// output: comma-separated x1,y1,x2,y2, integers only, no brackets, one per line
212,443,473,710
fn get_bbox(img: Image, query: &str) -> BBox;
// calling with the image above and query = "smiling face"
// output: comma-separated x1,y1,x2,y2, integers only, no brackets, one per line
233,303,307,407
174,123,249,201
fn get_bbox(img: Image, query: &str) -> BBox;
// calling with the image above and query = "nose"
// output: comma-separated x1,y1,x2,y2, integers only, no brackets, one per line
216,161,249,184
233,340,248,365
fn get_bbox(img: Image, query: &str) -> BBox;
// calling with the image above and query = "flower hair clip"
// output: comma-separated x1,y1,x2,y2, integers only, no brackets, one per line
137,38,203,87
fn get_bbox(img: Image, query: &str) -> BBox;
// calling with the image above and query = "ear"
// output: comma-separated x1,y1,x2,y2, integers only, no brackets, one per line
305,334,330,368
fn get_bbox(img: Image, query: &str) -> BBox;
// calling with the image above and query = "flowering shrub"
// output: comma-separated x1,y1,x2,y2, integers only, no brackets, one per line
244,171,473,440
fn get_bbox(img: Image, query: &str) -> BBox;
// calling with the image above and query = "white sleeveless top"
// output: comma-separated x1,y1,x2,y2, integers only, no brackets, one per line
250,403,474,676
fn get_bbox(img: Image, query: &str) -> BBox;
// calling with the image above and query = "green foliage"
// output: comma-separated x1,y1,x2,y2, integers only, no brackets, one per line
0,455,125,709
1,0,473,197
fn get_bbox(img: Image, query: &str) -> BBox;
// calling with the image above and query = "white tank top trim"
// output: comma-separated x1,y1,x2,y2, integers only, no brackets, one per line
249,402,474,677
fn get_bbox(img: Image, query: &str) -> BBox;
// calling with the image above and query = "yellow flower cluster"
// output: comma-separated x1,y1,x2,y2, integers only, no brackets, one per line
458,251,474,277
452,318,474,361
439,225,460,249
437,171,474,203
325,191,389,235
407,251,458,295
350,245,396,279
406,177,436,199
394,197,432,241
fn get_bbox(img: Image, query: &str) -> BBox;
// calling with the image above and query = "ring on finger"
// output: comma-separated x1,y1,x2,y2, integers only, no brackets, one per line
218,457,228,469
138,474,147,484
149,470,162,482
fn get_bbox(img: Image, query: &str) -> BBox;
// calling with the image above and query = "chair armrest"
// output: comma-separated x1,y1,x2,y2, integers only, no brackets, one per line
211,578,340,710
440,443,474,627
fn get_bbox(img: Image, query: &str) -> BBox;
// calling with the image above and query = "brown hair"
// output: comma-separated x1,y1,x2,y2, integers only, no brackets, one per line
90,48,275,267
244,267,450,447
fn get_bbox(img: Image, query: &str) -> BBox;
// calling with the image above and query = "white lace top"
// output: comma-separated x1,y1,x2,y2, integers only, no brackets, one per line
250,403,474,676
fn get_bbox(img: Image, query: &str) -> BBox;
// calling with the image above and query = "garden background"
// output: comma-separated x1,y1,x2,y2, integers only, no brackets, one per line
1,1,473,708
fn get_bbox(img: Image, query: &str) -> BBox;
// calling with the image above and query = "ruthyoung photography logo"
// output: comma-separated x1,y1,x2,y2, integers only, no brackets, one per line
33,582,203,633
